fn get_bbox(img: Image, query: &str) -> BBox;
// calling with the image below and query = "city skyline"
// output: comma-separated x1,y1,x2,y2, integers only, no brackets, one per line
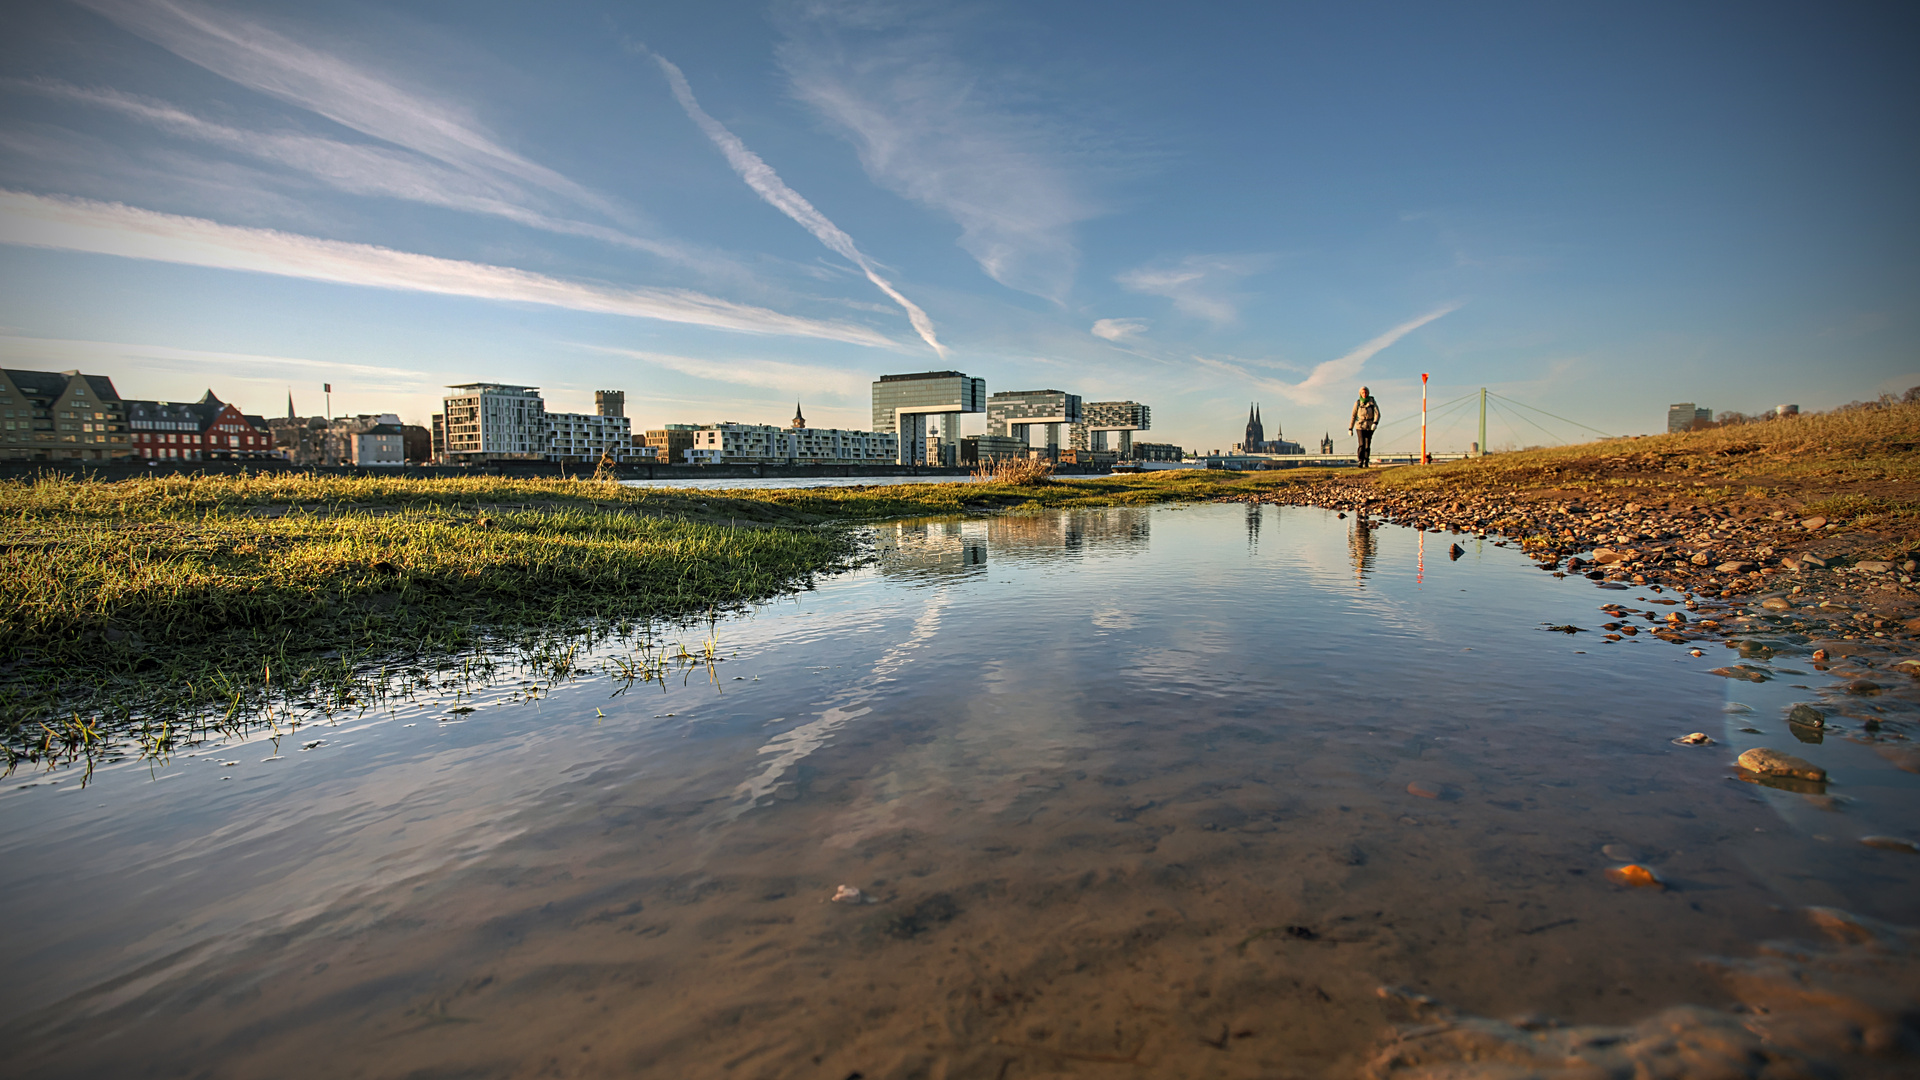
1,1,1914,453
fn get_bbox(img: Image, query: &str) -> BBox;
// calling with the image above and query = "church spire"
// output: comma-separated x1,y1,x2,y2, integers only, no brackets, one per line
790,400,807,429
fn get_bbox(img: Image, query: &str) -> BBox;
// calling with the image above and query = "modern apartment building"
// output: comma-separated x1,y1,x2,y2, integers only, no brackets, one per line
546,410,637,463
641,424,698,463
438,384,548,463
871,370,986,467
1667,403,1712,433
1131,441,1184,462
0,368,133,461
1069,400,1151,457
987,389,1083,459
684,422,898,465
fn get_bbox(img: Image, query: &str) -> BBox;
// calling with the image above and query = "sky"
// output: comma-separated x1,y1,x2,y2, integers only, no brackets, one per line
1,0,1915,454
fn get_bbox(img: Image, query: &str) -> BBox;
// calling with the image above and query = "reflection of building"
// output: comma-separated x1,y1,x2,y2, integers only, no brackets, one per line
1667,403,1711,433
439,384,547,463
872,518,989,582
1234,403,1304,455
1069,400,1151,462
985,506,1151,561
988,389,1083,460
684,422,897,465
877,507,1153,580
872,370,987,467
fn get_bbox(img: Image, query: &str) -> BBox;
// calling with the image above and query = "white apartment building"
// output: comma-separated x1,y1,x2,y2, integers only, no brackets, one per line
439,384,547,463
683,423,899,465
546,411,642,463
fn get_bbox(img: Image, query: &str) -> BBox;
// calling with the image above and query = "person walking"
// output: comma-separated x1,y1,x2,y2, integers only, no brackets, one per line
1349,386,1380,468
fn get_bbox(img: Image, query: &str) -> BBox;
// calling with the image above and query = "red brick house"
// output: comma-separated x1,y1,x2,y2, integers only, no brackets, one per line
126,391,275,461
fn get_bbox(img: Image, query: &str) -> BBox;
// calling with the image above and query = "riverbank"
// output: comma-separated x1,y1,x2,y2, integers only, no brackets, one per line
0,468,1330,761
1237,401,1920,665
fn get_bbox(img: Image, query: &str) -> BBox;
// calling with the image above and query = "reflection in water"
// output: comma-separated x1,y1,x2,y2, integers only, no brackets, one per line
1348,512,1377,585
3,504,1916,1079
1246,501,1261,549
873,519,988,582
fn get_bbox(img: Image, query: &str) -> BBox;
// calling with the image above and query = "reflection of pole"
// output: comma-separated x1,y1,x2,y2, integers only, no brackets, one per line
1417,528,1425,585
1478,387,1486,457
1420,373,1429,464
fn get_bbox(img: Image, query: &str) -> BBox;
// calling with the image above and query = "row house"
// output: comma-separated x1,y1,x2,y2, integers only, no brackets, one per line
0,368,133,461
125,391,274,462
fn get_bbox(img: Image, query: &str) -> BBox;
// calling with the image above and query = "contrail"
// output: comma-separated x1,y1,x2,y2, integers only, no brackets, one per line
653,53,947,358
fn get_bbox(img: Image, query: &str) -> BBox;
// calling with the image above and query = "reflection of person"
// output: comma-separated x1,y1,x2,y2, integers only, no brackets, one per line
1349,387,1380,468
1348,514,1376,584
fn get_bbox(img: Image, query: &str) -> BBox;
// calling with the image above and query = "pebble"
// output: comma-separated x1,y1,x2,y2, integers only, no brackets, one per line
1800,516,1827,531
1787,704,1824,728
1856,561,1893,573
1604,864,1665,889
831,885,867,904
1406,780,1444,799
1859,836,1920,854
1760,597,1793,611
1735,747,1827,782
1674,732,1714,745
1717,561,1757,573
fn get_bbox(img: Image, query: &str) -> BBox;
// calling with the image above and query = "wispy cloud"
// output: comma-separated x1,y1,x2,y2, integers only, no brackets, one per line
8,77,700,262
578,344,869,400
1117,254,1266,325
0,190,894,346
73,0,618,218
1090,318,1148,342
776,1,1095,302
650,53,946,358
1198,305,1462,405
0,333,443,419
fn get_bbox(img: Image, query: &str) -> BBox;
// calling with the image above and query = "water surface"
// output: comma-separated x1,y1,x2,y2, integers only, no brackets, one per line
4,504,1915,1078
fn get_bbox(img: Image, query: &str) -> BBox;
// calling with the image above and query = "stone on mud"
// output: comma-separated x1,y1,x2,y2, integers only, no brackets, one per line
1736,747,1826,782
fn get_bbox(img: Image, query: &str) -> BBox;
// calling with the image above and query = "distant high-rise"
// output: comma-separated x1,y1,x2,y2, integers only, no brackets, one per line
1667,403,1711,433
1069,401,1151,457
988,390,1083,460
872,370,986,466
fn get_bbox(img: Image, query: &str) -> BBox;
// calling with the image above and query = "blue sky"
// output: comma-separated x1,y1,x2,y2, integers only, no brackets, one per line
1,0,1914,453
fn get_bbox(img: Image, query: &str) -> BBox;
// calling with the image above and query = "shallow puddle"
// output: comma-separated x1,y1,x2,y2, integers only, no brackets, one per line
3,504,1916,1077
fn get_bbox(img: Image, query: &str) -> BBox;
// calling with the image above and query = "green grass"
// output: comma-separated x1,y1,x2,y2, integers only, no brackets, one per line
0,468,1332,768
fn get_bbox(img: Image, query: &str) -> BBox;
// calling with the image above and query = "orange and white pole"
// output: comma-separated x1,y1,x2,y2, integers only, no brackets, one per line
1420,373,1430,464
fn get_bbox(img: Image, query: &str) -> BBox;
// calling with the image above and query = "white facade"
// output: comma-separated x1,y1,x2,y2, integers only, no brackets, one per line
352,424,406,466
684,423,899,465
441,384,546,461
546,411,638,463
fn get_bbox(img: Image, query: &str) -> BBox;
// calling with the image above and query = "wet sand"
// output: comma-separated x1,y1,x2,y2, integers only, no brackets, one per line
3,505,1915,1078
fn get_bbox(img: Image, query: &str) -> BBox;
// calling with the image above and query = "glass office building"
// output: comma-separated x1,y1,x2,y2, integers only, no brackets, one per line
871,371,987,466
987,389,1084,458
